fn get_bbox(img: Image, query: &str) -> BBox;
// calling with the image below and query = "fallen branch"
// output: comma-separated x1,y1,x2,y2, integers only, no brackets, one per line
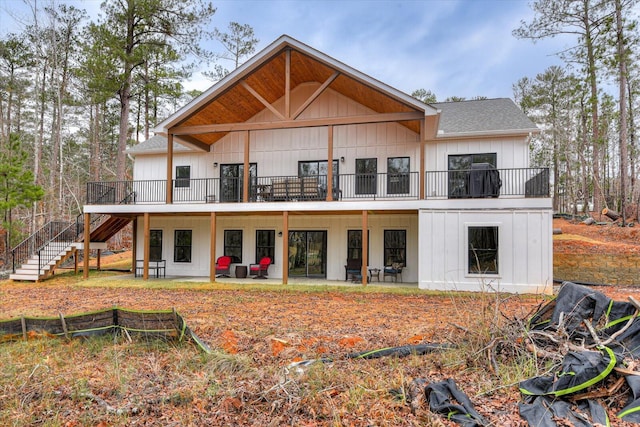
614,366,640,377
601,308,639,346
582,319,602,347
569,376,625,401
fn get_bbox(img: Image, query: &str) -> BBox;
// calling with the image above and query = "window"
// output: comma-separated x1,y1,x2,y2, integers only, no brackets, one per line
356,158,377,195
150,230,163,261
174,230,192,263
387,157,409,194
347,230,369,262
468,226,499,274
175,166,190,188
224,230,243,263
256,230,275,262
448,153,497,198
384,230,406,266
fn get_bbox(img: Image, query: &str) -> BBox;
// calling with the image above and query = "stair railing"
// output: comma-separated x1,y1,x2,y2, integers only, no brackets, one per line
37,221,79,274
11,221,71,273
12,191,132,275
34,213,112,275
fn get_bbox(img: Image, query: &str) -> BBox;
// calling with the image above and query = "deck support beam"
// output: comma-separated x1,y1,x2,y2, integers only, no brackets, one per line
243,131,250,202
83,213,90,279
210,212,217,282
326,125,334,201
361,210,368,286
419,119,425,200
143,212,150,280
282,211,289,285
166,133,173,204
132,217,137,274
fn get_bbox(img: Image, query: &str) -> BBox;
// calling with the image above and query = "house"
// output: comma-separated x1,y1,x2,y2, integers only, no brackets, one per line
20,35,553,293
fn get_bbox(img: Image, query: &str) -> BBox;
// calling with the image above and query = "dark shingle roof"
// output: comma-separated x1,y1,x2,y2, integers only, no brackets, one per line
430,98,538,136
126,135,193,155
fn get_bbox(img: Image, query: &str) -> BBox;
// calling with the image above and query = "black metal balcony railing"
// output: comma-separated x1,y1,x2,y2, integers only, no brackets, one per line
424,167,550,199
85,168,549,205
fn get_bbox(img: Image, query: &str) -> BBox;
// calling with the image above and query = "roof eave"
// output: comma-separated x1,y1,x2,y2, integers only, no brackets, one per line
435,127,540,139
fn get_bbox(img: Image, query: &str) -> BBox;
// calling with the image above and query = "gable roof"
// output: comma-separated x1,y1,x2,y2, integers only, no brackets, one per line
154,34,435,149
430,98,538,137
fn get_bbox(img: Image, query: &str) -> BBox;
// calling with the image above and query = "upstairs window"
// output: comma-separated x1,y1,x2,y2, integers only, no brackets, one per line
175,166,191,188
356,158,377,195
387,157,410,194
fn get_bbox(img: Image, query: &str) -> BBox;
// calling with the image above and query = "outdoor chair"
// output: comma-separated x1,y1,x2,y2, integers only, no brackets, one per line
250,257,271,278
383,262,403,282
344,259,362,281
215,256,232,278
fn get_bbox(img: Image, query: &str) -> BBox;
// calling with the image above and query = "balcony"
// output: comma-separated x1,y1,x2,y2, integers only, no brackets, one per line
425,167,549,199
85,168,549,205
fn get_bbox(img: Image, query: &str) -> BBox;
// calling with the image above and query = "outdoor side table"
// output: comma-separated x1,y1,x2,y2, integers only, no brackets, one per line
235,265,248,278
368,268,381,282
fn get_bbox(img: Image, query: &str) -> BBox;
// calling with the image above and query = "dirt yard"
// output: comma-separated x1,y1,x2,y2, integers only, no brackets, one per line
1,219,639,426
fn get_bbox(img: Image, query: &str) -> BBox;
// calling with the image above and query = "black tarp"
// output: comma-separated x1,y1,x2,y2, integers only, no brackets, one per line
520,282,640,425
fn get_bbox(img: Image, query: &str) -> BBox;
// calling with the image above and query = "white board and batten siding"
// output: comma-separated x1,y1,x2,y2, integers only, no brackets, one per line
418,209,553,294
425,136,530,171
135,213,419,282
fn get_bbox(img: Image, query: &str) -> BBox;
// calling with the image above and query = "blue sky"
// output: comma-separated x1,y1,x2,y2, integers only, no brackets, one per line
1,0,574,101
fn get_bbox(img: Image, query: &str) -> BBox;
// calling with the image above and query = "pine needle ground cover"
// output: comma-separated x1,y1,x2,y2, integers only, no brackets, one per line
1,219,639,426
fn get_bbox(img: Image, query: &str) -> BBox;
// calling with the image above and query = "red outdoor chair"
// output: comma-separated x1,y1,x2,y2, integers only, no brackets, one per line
250,257,271,278
215,256,232,278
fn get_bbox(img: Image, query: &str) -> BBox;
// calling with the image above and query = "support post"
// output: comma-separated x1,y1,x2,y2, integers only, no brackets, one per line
97,249,101,271
243,130,250,202
327,125,334,201
166,133,173,204
83,213,90,279
362,210,368,286
282,211,289,285
419,119,425,200
143,212,150,280
132,217,137,274
210,212,217,282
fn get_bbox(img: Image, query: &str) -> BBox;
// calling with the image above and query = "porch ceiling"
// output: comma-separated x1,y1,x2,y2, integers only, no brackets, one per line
174,48,421,146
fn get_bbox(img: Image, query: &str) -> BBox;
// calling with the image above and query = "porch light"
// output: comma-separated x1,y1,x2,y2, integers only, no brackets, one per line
340,156,345,163
278,231,283,237
213,162,218,167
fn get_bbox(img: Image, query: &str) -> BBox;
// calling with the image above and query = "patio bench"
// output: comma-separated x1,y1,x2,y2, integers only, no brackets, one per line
135,259,166,278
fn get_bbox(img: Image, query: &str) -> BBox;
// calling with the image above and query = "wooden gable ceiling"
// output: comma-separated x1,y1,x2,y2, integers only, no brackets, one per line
174,46,422,146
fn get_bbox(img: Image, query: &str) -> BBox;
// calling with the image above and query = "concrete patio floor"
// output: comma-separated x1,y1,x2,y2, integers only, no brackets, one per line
123,273,418,289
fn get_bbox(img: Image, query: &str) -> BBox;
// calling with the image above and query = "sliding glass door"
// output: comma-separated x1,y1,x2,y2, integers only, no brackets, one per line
288,231,327,277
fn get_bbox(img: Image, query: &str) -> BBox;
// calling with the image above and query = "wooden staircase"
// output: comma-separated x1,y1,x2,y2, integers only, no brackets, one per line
9,242,79,281
10,215,132,282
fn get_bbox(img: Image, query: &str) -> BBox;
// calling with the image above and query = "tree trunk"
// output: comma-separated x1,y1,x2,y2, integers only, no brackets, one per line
602,208,621,221
616,0,628,226
582,0,603,215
